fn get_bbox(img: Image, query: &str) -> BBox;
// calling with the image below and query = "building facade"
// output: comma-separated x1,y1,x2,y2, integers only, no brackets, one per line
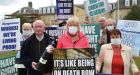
4,2,86,26
110,0,140,20
85,0,140,23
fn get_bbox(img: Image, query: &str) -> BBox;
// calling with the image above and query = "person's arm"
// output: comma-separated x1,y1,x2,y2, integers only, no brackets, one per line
96,45,106,73
20,41,32,68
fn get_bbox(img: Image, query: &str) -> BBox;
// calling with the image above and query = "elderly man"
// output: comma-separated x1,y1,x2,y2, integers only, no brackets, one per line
98,17,106,30
98,17,107,45
15,23,33,75
20,20,55,75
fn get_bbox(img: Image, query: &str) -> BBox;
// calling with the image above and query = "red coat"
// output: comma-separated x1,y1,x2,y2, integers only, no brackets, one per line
57,31,89,48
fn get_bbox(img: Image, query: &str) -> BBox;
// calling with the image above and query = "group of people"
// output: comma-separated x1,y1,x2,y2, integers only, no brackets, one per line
97,17,140,75
15,16,140,75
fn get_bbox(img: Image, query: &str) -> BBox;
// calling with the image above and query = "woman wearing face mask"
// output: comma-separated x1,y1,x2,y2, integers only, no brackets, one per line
96,29,140,75
106,19,116,43
99,18,116,45
106,19,115,31
15,23,33,75
22,23,34,40
57,16,89,48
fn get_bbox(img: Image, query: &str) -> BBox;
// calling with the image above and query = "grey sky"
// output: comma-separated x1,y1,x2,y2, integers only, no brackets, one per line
0,0,18,6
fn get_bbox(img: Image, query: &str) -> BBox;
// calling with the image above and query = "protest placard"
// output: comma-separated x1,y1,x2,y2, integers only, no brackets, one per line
0,51,18,75
53,48,95,75
81,23,100,54
56,0,73,20
86,0,109,16
0,19,20,51
117,20,140,56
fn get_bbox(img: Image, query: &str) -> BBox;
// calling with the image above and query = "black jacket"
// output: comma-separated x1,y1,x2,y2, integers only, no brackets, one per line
106,29,111,43
20,32,54,75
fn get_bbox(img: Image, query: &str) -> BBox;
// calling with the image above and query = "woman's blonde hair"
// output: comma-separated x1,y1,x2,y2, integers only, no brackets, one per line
67,16,80,24
22,23,32,29
22,23,33,32
67,16,80,31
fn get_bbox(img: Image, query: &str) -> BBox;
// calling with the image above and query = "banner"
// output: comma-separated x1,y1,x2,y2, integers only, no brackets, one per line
86,0,108,16
56,0,73,20
81,23,100,54
53,48,95,75
0,51,18,75
45,27,66,41
0,19,20,51
117,20,140,56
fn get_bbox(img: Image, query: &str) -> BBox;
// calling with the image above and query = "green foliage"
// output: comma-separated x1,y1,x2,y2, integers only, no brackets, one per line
0,51,17,59
134,57,140,70
124,6,140,20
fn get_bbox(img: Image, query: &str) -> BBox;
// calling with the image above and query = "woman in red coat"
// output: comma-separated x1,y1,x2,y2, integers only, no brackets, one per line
57,16,89,48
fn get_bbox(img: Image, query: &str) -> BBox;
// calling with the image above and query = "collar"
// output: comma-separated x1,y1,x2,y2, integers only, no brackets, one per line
65,31,85,39
36,34,44,42
107,43,127,51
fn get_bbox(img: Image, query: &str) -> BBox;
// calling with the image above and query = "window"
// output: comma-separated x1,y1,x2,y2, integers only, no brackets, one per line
43,8,47,14
125,0,130,6
47,7,51,13
132,0,137,5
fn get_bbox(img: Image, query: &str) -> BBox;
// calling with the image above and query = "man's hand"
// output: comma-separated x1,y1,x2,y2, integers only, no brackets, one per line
46,45,54,53
32,62,37,70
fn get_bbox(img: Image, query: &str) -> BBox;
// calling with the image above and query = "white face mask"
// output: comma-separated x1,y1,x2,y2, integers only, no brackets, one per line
111,38,121,45
107,26,114,31
68,26,78,35
22,30,32,36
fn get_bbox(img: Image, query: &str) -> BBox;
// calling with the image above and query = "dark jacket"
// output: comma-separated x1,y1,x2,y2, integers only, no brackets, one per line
106,29,111,43
20,32,54,75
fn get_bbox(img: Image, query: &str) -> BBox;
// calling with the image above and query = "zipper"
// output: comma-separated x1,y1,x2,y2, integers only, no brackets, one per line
73,41,76,48
38,41,40,56
73,42,75,48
